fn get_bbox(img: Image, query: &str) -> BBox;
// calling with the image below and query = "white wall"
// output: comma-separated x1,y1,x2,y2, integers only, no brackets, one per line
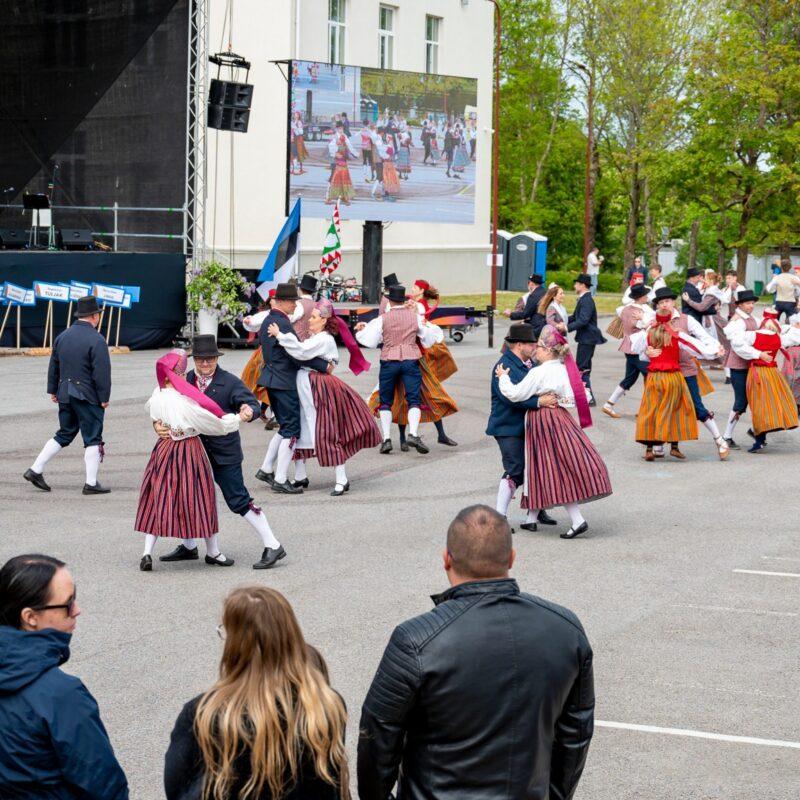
205,0,494,293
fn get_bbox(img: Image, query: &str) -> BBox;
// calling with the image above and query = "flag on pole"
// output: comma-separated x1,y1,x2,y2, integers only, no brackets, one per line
319,200,342,275
256,198,301,299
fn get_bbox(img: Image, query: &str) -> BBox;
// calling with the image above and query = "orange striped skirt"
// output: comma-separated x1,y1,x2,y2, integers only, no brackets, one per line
635,370,698,445
240,348,270,406
693,360,714,396
425,341,458,382
368,356,458,424
746,366,799,435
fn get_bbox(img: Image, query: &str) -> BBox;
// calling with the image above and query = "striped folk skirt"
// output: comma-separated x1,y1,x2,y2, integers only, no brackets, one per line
425,341,458,382
519,406,612,511
294,372,382,466
241,348,270,405
368,355,458,424
781,346,800,405
693,361,714,396
746,366,799,435
327,165,355,202
635,370,698,445
135,436,217,539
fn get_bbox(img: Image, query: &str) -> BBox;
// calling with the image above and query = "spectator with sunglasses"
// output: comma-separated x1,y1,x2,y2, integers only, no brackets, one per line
0,554,128,799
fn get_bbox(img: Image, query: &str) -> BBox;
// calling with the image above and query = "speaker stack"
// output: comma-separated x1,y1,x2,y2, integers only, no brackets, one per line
208,79,254,133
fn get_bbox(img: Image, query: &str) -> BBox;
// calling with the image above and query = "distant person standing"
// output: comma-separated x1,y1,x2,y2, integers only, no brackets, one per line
649,263,667,292
765,259,800,321
25,295,111,495
444,123,458,179
586,246,604,296
626,255,646,283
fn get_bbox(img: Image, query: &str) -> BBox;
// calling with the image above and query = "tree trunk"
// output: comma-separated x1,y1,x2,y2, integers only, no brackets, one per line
643,178,660,266
780,240,791,262
622,161,641,290
688,219,700,271
736,197,753,284
588,141,600,247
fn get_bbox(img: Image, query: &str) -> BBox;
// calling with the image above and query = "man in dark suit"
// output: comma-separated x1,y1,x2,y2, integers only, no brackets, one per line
508,274,547,335
681,267,717,324
256,283,331,494
487,324,558,532
568,274,606,406
25,295,111,495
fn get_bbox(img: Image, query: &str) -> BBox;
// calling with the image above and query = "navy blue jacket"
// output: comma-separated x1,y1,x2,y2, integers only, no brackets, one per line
257,309,329,391
187,367,260,466
486,350,541,437
510,284,546,325
681,281,717,324
47,321,111,405
568,293,606,346
0,627,128,800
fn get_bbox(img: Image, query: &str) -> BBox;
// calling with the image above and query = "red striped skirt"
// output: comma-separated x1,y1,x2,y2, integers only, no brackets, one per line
747,365,799,435
520,406,612,511
294,372,382,466
134,436,217,539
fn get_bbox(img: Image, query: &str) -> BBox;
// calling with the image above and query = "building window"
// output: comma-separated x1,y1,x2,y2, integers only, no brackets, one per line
425,15,440,74
328,0,346,64
379,5,394,70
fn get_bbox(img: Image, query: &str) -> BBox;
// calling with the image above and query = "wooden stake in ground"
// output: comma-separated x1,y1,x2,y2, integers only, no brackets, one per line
66,301,73,328
98,304,106,331
115,308,122,348
0,303,12,343
16,305,21,349
42,301,53,348
105,306,114,342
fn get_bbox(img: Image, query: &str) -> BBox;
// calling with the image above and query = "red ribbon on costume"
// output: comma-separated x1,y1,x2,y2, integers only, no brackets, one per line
551,327,592,429
156,352,226,418
335,316,371,376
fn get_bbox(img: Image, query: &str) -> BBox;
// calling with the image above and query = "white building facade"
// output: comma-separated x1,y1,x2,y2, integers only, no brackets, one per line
204,0,494,293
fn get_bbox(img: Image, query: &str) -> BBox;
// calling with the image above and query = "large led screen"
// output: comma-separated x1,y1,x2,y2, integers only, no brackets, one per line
287,60,478,224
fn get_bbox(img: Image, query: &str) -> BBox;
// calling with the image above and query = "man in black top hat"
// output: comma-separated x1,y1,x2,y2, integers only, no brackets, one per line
298,273,318,297
255,283,332,494
25,295,112,494
568,274,606,405
681,268,717,324
507,275,546,333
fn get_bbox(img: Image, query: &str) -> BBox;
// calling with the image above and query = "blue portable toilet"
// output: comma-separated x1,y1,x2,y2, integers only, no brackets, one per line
506,231,548,291
517,231,547,281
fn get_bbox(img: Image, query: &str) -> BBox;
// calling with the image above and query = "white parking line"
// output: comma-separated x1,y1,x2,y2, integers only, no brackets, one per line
761,555,800,563
733,569,800,578
672,603,797,618
596,721,800,750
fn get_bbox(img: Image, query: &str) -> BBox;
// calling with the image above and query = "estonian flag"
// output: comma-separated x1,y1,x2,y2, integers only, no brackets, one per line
256,198,301,299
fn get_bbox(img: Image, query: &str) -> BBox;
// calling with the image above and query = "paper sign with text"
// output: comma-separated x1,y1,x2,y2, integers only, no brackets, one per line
34,282,71,303
69,281,92,301
91,284,126,305
2,282,30,305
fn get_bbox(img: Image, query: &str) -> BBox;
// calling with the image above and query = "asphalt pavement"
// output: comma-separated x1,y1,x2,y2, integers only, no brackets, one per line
1,318,798,799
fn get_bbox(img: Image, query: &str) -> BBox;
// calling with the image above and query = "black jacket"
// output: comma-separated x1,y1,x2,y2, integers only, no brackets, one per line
510,284,547,327
187,367,259,466
164,695,341,800
357,579,594,800
257,310,329,391
681,281,716,324
47,321,111,405
568,293,606,346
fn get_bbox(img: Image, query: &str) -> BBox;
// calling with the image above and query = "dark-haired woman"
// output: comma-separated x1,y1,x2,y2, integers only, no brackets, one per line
0,554,128,799
164,585,349,800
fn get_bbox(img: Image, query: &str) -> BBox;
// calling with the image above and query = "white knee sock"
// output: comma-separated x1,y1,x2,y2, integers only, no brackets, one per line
183,538,198,550
525,508,538,523
261,434,281,473
245,508,280,549
564,502,585,528
294,458,308,481
84,445,101,486
408,407,422,436
724,367,731,378
334,464,347,488
723,411,740,440
32,439,62,474
495,478,514,516
275,437,295,483
205,533,224,559
379,409,392,440
702,417,722,440
607,386,625,406
143,534,157,557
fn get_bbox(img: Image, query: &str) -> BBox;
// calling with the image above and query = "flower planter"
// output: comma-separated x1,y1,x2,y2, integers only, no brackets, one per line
197,308,220,336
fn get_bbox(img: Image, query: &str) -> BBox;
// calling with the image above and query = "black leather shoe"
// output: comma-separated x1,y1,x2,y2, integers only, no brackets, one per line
255,469,275,486
264,418,279,430
561,521,589,539
519,522,538,532
272,480,303,495
139,555,152,572
205,553,234,566
588,397,597,407
724,437,740,450
724,377,731,385
437,435,458,446
745,428,765,445
537,510,557,526
24,468,51,492
253,545,286,569
159,544,199,562
292,478,310,489
380,439,393,454
400,441,409,452
330,481,350,497
82,482,110,495
406,434,429,454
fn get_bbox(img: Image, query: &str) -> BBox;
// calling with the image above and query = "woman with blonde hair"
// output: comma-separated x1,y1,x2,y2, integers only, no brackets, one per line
164,586,349,800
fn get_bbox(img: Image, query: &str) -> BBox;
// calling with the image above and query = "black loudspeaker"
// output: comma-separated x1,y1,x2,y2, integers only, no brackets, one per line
208,79,253,132
0,229,28,249
59,229,94,250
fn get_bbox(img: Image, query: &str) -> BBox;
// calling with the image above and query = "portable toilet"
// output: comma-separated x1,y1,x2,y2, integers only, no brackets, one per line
494,230,513,291
507,231,547,291
517,231,547,282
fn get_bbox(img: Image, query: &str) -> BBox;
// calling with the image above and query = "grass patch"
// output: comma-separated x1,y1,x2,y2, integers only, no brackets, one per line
441,292,622,314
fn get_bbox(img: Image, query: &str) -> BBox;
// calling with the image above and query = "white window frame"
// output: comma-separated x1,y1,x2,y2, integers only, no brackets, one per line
425,15,440,74
379,5,395,70
328,0,346,65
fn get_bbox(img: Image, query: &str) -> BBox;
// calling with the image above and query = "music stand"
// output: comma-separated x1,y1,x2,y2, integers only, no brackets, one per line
23,193,54,249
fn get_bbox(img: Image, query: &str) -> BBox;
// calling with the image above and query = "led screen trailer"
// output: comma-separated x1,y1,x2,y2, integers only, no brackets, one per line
286,60,478,224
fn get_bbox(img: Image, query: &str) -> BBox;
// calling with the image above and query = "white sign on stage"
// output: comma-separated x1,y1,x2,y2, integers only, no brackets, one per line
91,283,126,305
2,282,30,305
34,282,71,303
69,281,92,301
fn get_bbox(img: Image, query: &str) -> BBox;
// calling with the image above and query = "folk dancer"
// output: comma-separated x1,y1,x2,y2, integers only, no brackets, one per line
681,272,730,368
621,274,653,306
505,274,546,335
326,122,357,205
568,274,606,406
496,324,612,539
487,323,559,532
241,291,275,428
25,296,111,495
649,263,667,292
396,130,412,181
681,268,719,326
290,111,308,175
378,272,399,313
361,122,376,182
538,284,570,333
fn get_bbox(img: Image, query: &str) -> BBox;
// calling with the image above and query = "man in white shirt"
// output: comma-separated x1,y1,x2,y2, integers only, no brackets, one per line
586,247,603,297
649,264,666,292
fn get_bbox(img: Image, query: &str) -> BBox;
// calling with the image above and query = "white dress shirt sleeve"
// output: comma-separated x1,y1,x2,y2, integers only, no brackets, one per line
355,315,384,348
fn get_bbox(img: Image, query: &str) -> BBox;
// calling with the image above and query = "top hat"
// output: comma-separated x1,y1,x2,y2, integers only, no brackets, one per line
530,274,544,285
384,285,408,304
734,288,757,303
504,323,536,344
273,283,299,301
652,286,677,305
629,283,651,301
191,334,223,358
383,272,399,288
298,274,318,294
686,267,701,278
75,295,100,318
575,273,592,288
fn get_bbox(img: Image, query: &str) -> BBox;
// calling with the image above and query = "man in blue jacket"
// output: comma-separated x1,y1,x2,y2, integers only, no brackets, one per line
507,274,547,335
568,274,606,406
25,295,112,495
487,323,558,531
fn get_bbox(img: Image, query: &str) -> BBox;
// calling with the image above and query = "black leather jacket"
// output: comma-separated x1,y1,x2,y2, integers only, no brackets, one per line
357,579,594,800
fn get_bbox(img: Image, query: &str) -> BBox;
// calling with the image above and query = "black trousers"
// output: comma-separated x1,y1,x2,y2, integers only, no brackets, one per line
268,387,301,439
576,344,596,389
209,459,252,516
54,398,104,448
495,436,525,487
620,353,648,391
775,301,797,322
730,368,749,414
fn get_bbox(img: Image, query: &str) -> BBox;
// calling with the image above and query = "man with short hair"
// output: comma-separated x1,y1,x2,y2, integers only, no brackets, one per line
586,246,603,296
507,274,546,334
649,263,666,291
358,504,594,800
682,268,717,324
569,274,606,405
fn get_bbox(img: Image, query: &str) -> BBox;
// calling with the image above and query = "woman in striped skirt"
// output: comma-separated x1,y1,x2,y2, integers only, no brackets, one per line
729,308,800,453
495,324,611,540
135,350,241,571
267,299,380,496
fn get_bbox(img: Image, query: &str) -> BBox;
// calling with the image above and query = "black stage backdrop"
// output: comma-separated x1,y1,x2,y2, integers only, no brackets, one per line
0,252,185,349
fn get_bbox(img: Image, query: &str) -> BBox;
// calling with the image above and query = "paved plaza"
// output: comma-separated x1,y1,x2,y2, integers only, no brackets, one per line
1,318,798,799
